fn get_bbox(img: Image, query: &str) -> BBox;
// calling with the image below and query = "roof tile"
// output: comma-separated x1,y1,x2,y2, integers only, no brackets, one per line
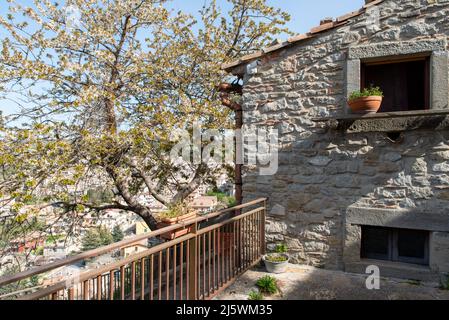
287,33,312,43
336,9,364,23
310,21,335,34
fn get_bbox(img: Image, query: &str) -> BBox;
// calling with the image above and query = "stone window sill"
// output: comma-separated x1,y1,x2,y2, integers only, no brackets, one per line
312,109,449,133
345,259,436,282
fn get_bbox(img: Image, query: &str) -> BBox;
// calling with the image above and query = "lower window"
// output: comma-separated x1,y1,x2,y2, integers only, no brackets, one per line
361,226,429,266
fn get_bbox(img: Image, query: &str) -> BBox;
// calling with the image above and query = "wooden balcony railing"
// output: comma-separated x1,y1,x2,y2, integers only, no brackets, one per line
0,198,267,300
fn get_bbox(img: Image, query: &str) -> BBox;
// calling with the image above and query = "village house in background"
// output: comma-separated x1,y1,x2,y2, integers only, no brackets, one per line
120,221,151,258
224,0,449,281
0,177,224,278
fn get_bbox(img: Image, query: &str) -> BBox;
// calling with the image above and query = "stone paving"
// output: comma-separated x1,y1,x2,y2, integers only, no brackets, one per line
215,264,449,300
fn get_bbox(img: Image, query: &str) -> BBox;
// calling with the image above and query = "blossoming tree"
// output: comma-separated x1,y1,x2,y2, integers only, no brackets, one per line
0,0,290,232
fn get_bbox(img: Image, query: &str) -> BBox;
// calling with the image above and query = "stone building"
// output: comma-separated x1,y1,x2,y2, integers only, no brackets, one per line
224,0,449,281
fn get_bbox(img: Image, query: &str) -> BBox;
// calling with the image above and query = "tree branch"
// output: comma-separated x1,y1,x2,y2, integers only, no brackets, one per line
172,163,207,204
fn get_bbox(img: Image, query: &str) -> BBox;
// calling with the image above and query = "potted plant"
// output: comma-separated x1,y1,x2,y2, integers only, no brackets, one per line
157,203,197,240
262,243,289,274
348,86,383,114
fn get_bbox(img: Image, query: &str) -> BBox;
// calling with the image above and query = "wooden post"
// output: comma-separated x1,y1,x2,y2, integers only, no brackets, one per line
67,287,74,300
120,266,125,300
188,223,198,300
261,200,267,255
83,280,89,300
131,261,136,300
109,270,115,300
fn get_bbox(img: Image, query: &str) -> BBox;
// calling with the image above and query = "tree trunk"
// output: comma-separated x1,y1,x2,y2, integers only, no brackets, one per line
138,208,159,231
105,98,118,135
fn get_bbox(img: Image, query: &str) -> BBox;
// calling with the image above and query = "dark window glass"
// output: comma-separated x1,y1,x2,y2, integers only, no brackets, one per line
361,227,390,260
362,57,430,112
360,226,429,266
397,229,427,259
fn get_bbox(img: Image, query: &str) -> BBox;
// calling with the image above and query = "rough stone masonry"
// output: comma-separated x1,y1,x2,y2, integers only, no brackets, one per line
226,0,449,280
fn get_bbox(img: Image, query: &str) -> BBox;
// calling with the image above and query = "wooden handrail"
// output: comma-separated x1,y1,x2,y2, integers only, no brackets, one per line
0,198,267,288
196,207,265,236
20,202,267,300
20,232,198,300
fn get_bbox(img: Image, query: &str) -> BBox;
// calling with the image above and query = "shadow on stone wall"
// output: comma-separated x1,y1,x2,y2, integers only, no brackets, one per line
245,126,449,273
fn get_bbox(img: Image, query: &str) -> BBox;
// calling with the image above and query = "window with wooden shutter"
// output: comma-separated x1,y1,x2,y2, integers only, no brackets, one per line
361,56,430,113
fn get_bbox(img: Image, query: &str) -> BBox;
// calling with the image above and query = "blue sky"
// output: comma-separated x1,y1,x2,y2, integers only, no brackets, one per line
0,0,364,118
272,0,364,35
171,0,364,36
0,0,365,43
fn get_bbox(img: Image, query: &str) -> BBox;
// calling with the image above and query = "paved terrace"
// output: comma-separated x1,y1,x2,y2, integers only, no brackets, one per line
215,264,449,300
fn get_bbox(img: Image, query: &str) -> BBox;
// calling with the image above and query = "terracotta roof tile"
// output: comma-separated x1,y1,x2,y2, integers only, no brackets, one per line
310,21,335,34
222,51,264,70
336,9,364,23
364,0,384,8
263,41,290,54
287,33,312,43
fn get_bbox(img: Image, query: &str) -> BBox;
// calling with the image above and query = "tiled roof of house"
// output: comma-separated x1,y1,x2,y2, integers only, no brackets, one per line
222,0,384,73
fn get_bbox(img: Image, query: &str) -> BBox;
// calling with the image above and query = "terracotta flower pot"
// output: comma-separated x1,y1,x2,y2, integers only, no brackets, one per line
157,211,197,240
348,96,383,114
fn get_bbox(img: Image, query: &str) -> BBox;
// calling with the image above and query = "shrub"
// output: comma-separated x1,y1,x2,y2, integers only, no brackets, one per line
349,86,383,101
81,227,113,251
98,226,113,246
34,246,44,256
256,275,278,295
160,202,191,219
275,243,287,254
207,191,236,207
264,243,288,263
248,290,264,300
46,234,65,244
30,275,40,286
112,225,124,242
440,275,449,290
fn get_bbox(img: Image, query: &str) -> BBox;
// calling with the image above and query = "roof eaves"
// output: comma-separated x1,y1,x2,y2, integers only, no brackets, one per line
221,50,264,71
222,0,385,74
336,9,365,23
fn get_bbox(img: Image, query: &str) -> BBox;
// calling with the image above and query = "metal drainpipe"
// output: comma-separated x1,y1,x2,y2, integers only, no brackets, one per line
218,83,243,208
235,103,243,207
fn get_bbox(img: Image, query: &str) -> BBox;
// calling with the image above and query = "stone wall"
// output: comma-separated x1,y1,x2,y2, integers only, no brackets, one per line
240,0,449,272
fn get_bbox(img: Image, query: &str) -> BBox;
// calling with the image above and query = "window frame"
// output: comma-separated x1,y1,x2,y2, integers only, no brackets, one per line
360,54,431,112
346,39,449,113
361,226,430,266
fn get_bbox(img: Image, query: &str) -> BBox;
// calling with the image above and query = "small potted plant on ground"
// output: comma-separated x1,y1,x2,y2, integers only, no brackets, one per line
263,243,289,274
348,86,383,114
157,203,197,240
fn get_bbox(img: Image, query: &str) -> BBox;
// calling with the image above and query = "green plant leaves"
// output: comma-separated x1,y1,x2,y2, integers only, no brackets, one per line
349,86,384,101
